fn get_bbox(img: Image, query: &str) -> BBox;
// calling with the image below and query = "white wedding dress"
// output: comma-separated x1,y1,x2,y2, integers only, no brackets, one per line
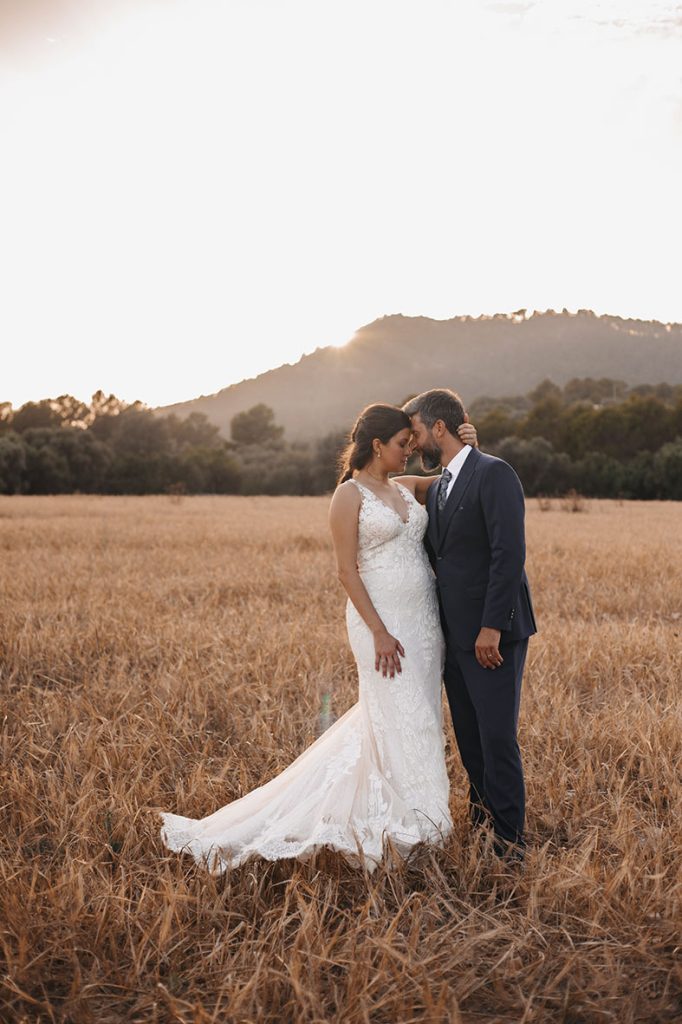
160,480,452,874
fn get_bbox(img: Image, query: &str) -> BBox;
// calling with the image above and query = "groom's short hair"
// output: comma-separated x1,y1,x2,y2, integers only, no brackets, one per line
403,389,465,435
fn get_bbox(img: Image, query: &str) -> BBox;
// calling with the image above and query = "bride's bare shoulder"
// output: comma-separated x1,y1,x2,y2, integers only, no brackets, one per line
329,479,361,516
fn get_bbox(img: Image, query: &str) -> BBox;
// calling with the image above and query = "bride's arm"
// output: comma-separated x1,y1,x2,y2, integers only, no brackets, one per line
328,482,405,678
394,473,438,505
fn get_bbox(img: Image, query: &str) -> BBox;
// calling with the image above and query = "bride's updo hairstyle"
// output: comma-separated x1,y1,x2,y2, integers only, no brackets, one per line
337,404,411,485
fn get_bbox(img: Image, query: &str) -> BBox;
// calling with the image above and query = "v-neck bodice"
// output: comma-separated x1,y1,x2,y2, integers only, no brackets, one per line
351,479,412,525
348,478,431,582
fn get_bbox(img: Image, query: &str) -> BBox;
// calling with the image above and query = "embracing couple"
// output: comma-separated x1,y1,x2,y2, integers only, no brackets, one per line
160,388,537,874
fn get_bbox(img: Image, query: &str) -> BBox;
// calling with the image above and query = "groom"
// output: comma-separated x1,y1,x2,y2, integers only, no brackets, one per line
404,389,537,862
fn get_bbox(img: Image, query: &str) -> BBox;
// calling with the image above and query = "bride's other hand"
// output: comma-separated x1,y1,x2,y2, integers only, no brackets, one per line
373,629,405,679
457,413,478,448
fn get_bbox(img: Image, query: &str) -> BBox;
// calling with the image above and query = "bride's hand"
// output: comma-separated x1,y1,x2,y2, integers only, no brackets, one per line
457,413,478,448
373,629,405,679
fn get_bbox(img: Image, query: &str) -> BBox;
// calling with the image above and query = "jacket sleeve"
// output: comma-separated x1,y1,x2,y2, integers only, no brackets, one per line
479,459,526,632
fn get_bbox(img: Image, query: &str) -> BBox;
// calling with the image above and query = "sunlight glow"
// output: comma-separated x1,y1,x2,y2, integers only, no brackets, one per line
0,0,680,407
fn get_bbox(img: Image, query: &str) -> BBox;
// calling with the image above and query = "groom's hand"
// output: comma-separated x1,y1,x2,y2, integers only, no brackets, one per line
475,627,503,669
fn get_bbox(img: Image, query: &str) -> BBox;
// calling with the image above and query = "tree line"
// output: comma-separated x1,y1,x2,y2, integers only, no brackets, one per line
1,379,681,499
0,393,338,496
472,379,682,500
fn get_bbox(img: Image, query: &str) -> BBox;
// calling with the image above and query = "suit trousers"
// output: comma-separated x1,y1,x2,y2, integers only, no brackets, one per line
443,637,528,851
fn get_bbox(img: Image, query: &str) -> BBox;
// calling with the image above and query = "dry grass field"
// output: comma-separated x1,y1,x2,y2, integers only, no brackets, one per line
1,494,681,1023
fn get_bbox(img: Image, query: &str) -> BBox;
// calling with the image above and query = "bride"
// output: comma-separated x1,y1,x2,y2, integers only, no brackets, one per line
160,403,478,874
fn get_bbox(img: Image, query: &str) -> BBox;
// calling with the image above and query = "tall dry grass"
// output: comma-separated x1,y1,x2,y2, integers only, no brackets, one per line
0,494,680,1023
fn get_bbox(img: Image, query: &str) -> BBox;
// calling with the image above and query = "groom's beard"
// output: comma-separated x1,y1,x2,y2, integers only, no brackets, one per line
419,442,442,472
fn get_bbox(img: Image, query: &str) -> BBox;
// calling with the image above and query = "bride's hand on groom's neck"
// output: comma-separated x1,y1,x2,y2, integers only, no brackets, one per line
457,415,478,449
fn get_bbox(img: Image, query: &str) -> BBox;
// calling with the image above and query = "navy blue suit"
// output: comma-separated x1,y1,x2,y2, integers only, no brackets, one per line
426,446,537,852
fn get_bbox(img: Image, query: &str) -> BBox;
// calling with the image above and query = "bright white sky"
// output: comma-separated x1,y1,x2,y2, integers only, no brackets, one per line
1,0,680,408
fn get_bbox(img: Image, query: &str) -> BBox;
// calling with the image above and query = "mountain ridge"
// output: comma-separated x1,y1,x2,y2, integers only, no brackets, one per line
157,310,682,440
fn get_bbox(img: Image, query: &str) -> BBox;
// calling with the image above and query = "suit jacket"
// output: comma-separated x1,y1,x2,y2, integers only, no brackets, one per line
426,447,537,651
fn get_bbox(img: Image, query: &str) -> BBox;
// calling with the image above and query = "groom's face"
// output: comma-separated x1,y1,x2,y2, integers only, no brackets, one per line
409,413,443,472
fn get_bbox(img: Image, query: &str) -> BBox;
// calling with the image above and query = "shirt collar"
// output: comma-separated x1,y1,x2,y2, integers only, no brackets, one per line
444,444,472,478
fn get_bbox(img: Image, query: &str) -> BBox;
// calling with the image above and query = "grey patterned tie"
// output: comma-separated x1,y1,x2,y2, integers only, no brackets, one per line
437,468,452,513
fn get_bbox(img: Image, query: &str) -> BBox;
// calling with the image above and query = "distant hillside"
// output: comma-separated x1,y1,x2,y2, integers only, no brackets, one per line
157,310,682,440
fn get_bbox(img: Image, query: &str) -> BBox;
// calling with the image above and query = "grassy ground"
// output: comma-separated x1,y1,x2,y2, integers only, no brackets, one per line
1,494,680,1023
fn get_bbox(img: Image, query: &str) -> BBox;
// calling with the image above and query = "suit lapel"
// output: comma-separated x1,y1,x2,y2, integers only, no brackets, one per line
437,447,480,551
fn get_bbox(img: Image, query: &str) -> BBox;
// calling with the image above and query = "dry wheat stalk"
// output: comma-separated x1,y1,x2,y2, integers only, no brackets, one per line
0,495,680,1023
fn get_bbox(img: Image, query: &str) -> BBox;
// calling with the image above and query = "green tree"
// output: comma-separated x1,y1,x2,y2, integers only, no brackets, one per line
527,379,562,404
51,394,90,428
587,397,673,460
22,428,113,493
90,390,129,418
231,404,284,445
0,402,13,435
556,402,598,460
311,430,347,492
519,397,566,449
12,401,63,433
108,452,176,494
629,383,682,403
23,436,71,493
164,411,223,451
108,406,173,457
0,433,27,493
195,448,242,493
671,398,682,439
11,395,92,433
563,378,628,404
469,393,530,419
476,409,519,446
492,437,572,496
52,429,113,491
620,451,658,500
653,438,682,500
89,392,136,442
572,452,625,498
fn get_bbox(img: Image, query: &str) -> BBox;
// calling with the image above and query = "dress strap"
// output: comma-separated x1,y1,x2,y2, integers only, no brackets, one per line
349,478,371,495
394,481,415,502
349,477,412,525
350,477,413,501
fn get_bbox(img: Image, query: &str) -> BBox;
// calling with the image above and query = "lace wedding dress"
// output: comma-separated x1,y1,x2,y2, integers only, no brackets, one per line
159,480,452,874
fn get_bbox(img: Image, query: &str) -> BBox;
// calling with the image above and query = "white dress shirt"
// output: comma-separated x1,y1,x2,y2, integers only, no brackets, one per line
442,445,472,501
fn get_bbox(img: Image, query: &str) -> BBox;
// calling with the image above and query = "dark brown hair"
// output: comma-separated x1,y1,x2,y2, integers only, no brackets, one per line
402,388,465,435
337,404,411,484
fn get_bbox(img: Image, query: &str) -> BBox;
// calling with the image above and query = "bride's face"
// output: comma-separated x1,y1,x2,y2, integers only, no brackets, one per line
378,428,412,474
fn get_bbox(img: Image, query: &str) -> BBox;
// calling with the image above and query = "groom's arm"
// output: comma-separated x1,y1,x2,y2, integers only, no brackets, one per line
479,460,527,633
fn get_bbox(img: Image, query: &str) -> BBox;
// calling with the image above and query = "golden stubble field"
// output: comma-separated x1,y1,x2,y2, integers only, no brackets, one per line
1,494,681,1024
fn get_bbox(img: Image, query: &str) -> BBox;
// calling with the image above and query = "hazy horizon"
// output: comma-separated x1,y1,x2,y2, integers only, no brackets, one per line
2,0,680,409
3,306,680,412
